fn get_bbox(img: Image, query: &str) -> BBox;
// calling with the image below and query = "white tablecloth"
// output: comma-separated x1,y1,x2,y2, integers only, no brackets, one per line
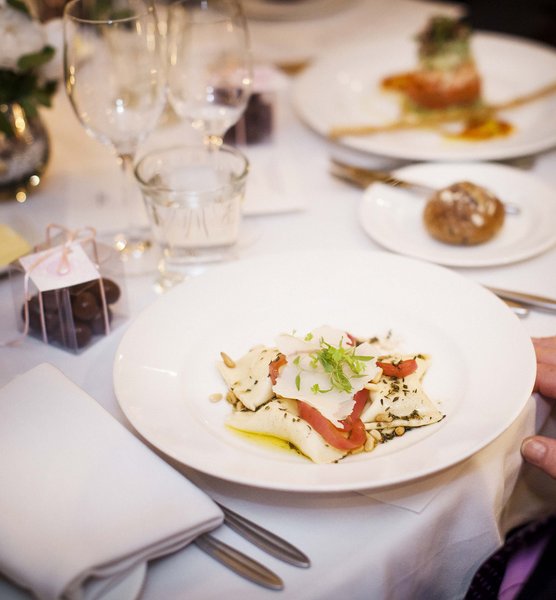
1,1,556,598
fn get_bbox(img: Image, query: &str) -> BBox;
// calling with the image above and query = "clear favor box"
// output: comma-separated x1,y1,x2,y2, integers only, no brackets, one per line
9,227,128,353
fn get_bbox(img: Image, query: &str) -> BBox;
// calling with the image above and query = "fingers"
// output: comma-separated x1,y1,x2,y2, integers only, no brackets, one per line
521,436,556,479
533,337,556,366
532,335,556,348
532,336,556,398
534,363,556,397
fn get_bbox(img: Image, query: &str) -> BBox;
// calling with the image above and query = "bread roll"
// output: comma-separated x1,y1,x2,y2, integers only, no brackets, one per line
423,181,505,245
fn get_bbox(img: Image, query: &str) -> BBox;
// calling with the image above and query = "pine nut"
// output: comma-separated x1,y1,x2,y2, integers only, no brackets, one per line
220,352,236,368
226,390,238,405
395,426,405,436
364,435,376,452
209,393,223,403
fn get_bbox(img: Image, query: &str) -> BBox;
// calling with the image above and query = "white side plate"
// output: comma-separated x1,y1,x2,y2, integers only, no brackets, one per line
359,162,556,267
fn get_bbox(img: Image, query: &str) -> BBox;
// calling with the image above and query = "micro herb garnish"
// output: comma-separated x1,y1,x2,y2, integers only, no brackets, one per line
304,332,314,341
311,383,332,394
295,373,301,391
309,337,373,394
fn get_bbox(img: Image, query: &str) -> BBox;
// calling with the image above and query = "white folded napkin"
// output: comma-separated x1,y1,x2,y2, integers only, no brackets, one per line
0,364,223,600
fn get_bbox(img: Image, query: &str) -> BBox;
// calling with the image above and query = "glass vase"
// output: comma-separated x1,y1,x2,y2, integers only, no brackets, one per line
0,102,50,202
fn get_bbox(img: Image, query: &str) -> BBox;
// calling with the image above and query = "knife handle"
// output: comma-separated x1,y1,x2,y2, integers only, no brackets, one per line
195,533,284,590
217,502,311,568
488,287,556,313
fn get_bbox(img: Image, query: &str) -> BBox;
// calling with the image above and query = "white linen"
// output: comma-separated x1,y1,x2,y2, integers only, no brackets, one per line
360,396,552,513
0,364,223,600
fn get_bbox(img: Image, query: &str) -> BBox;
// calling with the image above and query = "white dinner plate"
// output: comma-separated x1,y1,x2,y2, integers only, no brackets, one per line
359,162,556,267
292,33,556,161
242,0,352,21
113,250,535,492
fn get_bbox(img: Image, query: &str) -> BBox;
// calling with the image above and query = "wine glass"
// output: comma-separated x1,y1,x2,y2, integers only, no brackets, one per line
63,0,166,264
166,0,252,148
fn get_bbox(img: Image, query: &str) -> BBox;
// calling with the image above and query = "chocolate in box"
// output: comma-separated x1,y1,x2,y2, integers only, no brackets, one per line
9,228,127,353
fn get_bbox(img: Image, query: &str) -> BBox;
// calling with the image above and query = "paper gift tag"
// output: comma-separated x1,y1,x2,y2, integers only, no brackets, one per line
19,243,100,292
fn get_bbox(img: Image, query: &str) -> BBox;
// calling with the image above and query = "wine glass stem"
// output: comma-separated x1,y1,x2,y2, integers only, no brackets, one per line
117,152,145,246
205,134,223,150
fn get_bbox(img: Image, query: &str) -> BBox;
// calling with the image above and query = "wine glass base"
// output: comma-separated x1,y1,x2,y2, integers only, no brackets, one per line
101,231,160,276
154,270,185,293
154,262,211,293
114,234,153,258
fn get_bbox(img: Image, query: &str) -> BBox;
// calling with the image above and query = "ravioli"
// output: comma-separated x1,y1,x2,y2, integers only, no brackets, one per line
227,398,347,464
217,345,279,411
361,354,444,430
217,327,444,464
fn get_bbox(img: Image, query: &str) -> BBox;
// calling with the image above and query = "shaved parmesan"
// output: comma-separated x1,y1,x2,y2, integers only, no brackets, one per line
272,326,380,426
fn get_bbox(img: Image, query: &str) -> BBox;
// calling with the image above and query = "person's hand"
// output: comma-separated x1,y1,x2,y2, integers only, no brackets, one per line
532,336,556,398
521,336,556,478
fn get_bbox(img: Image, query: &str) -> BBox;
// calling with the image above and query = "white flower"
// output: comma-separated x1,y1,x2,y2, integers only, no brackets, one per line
0,2,47,72
39,17,63,81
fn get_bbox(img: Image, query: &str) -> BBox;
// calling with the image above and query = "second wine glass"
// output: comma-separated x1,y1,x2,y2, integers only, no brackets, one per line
64,0,166,263
166,0,252,147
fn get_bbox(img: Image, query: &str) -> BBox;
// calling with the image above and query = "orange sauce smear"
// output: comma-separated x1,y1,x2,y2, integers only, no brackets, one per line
381,73,414,93
446,118,514,141
381,72,515,142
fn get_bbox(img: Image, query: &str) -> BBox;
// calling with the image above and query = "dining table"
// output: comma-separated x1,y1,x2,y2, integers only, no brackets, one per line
1,0,556,598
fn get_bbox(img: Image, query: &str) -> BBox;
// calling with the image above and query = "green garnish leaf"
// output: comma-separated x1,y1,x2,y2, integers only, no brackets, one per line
311,383,332,394
310,337,373,394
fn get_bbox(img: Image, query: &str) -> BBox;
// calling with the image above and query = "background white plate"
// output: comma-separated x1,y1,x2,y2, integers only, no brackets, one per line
359,162,556,267
242,0,352,21
292,33,556,161
113,251,535,492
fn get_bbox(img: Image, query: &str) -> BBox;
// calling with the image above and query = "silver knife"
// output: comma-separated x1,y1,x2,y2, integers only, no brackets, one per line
488,287,556,313
195,533,284,590
217,502,311,568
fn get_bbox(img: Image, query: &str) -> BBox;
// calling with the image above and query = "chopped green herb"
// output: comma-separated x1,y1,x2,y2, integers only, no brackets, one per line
309,338,373,393
311,383,332,394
